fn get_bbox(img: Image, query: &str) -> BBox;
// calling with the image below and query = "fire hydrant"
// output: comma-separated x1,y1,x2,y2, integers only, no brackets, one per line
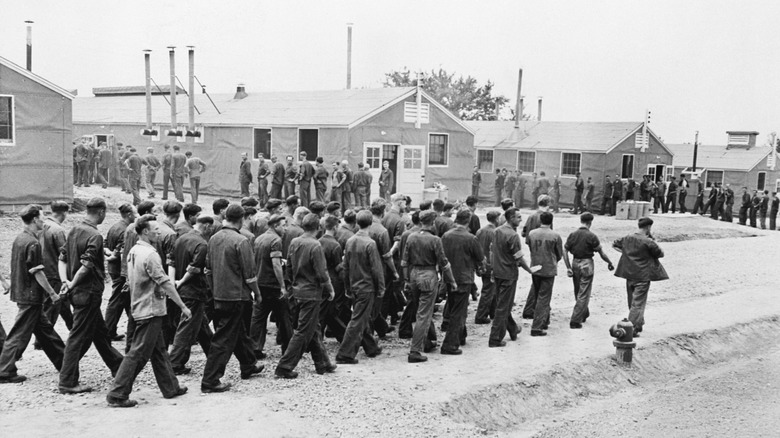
609,318,636,367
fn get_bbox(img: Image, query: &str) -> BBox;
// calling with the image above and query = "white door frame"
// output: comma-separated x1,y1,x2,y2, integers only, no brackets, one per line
399,145,426,207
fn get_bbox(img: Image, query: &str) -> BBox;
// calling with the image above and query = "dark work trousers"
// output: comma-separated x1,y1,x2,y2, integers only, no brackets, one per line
626,280,651,333
277,299,332,372
355,186,369,207
570,258,594,324
240,179,251,198
105,275,130,338
145,168,156,197
169,299,212,371
371,293,390,338
381,275,403,325
341,190,353,211
531,275,555,331
489,278,518,344
701,197,713,215
471,185,479,198
202,301,257,386
42,278,73,330
475,273,497,322
77,161,89,186
107,316,181,400
319,299,347,342
441,289,469,352
59,293,124,388
664,193,677,213
711,201,723,220
316,184,327,203
249,287,292,355
172,175,185,202
96,167,109,187
749,207,757,227
585,196,593,212
505,189,514,202
0,320,6,356
573,192,584,214
515,189,525,209
693,196,705,215
162,170,172,200
759,212,767,229
410,270,438,354
299,181,311,207
495,187,502,207
269,183,282,200
678,193,687,213
284,181,296,200
611,197,621,216
331,187,342,203
770,211,778,230
398,284,438,341
723,204,734,222
600,196,610,215
257,178,269,207
739,204,749,225
190,177,201,204
522,282,537,319
129,177,142,206
163,300,181,347
336,292,381,359
0,304,65,377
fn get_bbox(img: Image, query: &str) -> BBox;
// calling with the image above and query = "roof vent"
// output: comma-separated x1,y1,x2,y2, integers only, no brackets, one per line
234,84,248,100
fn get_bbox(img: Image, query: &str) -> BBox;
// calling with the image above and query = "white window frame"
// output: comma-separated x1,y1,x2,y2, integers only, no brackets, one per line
427,132,449,167
476,148,494,173
0,95,16,146
560,152,582,177
194,125,205,144
757,171,767,191
151,124,161,142
516,150,537,173
252,127,273,161
296,127,320,160
704,169,724,188
621,154,635,179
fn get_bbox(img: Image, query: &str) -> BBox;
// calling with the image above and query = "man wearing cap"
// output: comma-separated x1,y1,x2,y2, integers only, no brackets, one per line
297,151,315,208
185,151,207,204
168,215,214,375
275,214,336,379
104,203,136,342
335,210,385,364
612,174,624,216
239,152,253,198
527,211,567,336
143,147,161,199
202,204,263,393
125,148,144,206
59,198,125,394
161,145,173,200
40,201,73,334
0,205,65,384
314,157,329,203
284,155,298,200
256,153,270,208
379,160,394,201
171,145,187,202
106,215,191,407
564,213,614,329
612,217,668,336
270,156,285,200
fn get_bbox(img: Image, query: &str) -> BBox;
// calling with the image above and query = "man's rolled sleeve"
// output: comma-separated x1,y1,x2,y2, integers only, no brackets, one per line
238,240,257,283
145,253,172,286
80,234,103,270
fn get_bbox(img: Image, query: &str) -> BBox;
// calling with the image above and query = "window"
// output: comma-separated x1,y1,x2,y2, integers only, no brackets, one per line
298,129,318,158
253,128,271,159
705,170,723,188
517,151,536,173
621,154,635,179
403,102,430,124
477,149,493,172
561,152,581,176
428,133,448,166
365,145,381,170
757,172,766,191
403,147,423,169
0,95,14,146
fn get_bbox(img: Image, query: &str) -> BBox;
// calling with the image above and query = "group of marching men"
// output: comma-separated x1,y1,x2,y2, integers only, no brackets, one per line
0,190,668,408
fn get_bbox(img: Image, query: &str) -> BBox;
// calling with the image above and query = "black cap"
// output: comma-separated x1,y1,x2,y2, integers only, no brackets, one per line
19,204,41,223
241,197,259,207
638,217,654,228
86,197,107,210
326,201,341,213
267,214,286,227
50,200,70,213
265,198,283,211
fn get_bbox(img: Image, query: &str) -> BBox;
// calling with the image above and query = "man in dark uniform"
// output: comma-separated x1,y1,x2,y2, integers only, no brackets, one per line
75,139,90,187
330,162,345,203
585,177,595,212
573,172,585,214
381,194,408,325
335,210,385,364
143,147,161,199
639,175,650,202
119,145,133,193
504,170,516,202
104,203,136,341
692,182,706,216
367,200,399,338
297,151,315,207
239,152,253,198
749,189,759,227
521,195,553,320
678,175,688,213
284,155,298,199
738,187,751,225
0,205,65,384
158,201,181,346
161,145,173,200
759,190,769,229
97,142,112,189
318,216,348,342
202,204,263,393
397,211,424,339
664,177,678,213
275,214,336,379
256,153,270,208
171,145,187,202
270,156,285,200
341,160,354,211
489,207,534,347
494,168,505,207
126,148,144,206
514,170,526,209
474,211,500,324
59,198,124,394
611,175,623,216
551,175,561,213
40,201,73,334
527,211,567,336
314,157,329,203
723,184,735,222
441,210,484,355
613,217,668,336
712,183,725,220
402,210,456,363
600,175,612,215
471,166,481,199
353,162,372,207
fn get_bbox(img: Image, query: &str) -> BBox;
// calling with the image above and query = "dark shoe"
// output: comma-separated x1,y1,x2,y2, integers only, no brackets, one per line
530,330,548,337
440,348,463,355
509,329,519,341
201,382,232,393
253,350,267,360
164,386,188,399
488,340,507,348
240,364,265,379
423,343,437,353
274,368,299,379
173,367,191,376
111,334,125,342
107,396,138,408
335,356,359,365
0,375,27,384
407,352,428,363
59,384,93,394
570,322,582,329
315,364,337,375
474,318,491,325
470,291,479,301
366,347,383,358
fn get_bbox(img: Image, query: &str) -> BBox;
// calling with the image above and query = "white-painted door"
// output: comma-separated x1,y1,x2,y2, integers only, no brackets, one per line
363,143,382,199
399,145,425,206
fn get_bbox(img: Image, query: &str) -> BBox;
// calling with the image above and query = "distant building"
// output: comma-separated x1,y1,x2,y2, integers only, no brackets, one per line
0,55,74,208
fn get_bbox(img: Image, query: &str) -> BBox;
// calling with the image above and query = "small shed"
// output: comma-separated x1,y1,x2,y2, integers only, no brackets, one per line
468,120,674,211
72,86,474,205
0,55,74,208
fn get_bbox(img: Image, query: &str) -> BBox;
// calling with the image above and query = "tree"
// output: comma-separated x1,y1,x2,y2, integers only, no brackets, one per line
383,67,510,121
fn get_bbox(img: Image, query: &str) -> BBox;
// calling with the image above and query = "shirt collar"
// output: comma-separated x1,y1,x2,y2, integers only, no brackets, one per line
82,219,98,229
138,240,154,248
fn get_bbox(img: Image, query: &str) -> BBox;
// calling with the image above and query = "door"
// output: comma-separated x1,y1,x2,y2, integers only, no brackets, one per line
399,145,425,207
363,143,383,197
647,164,666,183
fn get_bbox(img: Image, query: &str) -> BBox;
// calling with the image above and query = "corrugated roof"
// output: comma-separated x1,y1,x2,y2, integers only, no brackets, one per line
92,85,185,96
668,143,776,171
468,120,645,152
73,87,416,127
0,55,75,100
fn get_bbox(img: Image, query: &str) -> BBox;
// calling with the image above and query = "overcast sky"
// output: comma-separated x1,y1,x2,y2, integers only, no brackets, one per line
3,0,778,145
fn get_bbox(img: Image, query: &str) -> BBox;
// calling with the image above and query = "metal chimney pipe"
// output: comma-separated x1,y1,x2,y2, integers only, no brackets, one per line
495,97,501,120
168,46,177,133
25,21,33,71
346,23,353,89
187,46,195,131
514,68,523,127
537,97,543,121
144,50,152,131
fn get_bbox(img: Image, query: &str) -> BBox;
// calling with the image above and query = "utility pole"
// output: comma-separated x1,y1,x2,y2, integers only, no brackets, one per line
692,131,699,172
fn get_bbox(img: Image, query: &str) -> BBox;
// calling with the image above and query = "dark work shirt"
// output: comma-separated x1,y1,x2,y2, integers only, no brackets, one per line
162,152,172,171
368,220,391,258
98,148,112,169
245,215,269,238
353,169,371,188
121,222,139,278
239,160,253,181
613,233,668,282
175,221,193,238
155,219,178,272
344,230,384,296
255,229,284,288
11,230,46,304
564,226,602,260
476,223,496,270
285,163,298,183
105,219,129,278
401,228,450,271
442,226,484,286
207,225,257,302
272,162,285,185
522,210,553,245
434,215,453,237
527,226,563,277
342,168,353,193
257,161,270,179
319,234,343,285
282,223,304,258
41,218,67,280
299,161,315,184
144,154,161,170
381,210,405,264
468,213,481,236
399,225,421,263
495,174,505,189
336,225,355,250
169,230,210,301
60,219,106,295
172,153,188,177
314,165,329,190
288,234,330,301
491,223,524,281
